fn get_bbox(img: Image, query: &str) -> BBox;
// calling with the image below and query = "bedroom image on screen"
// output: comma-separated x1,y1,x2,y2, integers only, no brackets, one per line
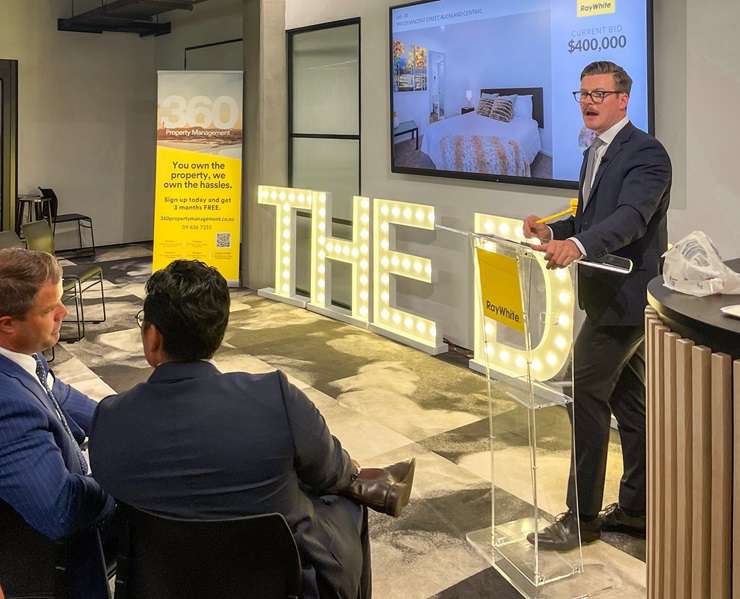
389,0,653,188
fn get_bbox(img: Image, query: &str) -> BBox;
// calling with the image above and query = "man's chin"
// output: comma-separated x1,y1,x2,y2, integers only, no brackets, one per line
44,331,61,350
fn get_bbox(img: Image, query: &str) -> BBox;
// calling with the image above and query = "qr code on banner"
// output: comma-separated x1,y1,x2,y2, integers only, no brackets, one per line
216,232,231,249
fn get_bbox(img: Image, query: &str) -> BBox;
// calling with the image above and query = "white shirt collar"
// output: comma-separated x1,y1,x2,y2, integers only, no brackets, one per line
0,346,52,388
597,116,630,146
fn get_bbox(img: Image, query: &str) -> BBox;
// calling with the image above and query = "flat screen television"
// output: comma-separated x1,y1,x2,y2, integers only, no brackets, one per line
389,0,654,189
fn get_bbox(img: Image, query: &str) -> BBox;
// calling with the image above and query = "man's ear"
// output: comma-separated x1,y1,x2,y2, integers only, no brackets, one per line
142,322,167,367
0,315,16,336
619,93,629,112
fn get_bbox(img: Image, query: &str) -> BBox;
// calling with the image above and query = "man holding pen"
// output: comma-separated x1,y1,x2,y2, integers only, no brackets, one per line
523,61,671,549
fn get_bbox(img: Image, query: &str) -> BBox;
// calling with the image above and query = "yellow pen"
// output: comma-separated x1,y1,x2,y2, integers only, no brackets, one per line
535,199,579,224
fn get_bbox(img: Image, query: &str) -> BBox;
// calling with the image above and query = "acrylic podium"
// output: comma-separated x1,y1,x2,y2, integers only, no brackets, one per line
466,231,631,599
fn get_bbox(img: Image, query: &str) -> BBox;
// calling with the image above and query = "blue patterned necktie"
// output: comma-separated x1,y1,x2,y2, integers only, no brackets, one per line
33,354,90,475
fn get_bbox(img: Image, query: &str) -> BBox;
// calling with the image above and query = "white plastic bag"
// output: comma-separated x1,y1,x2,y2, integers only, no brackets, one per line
662,231,740,296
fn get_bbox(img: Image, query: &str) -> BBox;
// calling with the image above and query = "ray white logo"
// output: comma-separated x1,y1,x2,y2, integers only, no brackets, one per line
577,0,616,17
485,301,521,324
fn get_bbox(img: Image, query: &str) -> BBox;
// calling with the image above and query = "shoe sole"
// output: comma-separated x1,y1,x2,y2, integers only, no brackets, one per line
384,458,416,517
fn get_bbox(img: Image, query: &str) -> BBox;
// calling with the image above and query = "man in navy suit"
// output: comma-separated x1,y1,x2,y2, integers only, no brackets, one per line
90,260,415,599
524,61,672,549
0,248,114,597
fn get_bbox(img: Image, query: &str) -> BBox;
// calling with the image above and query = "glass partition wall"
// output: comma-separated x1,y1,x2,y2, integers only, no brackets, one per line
288,19,361,307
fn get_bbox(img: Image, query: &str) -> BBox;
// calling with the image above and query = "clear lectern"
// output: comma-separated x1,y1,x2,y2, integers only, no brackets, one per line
466,232,629,599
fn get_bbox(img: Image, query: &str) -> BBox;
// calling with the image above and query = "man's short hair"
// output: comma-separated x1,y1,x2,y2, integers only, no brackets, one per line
0,249,62,319
580,61,633,94
143,260,230,361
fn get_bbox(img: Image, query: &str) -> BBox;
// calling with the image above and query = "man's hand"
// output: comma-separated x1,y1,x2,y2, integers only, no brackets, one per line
522,215,552,243
531,239,583,269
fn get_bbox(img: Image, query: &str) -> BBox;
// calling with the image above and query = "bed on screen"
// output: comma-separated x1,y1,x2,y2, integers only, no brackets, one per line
420,87,544,177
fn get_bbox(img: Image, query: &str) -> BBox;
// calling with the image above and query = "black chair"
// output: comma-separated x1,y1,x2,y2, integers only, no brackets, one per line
22,220,107,342
0,499,69,599
114,506,303,599
38,187,96,257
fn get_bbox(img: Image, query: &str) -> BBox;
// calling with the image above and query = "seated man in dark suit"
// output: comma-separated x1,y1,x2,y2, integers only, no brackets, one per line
90,260,414,599
0,248,115,599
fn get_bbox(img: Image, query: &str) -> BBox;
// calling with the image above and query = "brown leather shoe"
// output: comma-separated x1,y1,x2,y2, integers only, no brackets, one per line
343,458,416,517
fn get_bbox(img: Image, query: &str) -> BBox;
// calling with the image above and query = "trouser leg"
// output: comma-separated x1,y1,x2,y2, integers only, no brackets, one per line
566,320,643,518
608,339,646,514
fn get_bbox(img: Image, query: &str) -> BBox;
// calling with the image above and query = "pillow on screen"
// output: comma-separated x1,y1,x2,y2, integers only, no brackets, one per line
480,92,498,100
514,94,534,120
477,97,496,116
496,94,519,106
488,98,514,122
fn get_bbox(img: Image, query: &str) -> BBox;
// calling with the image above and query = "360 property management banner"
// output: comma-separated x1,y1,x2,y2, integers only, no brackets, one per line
153,71,243,283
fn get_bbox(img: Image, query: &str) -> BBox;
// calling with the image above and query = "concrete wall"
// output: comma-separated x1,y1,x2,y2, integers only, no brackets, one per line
155,0,244,71
1,0,157,247
242,0,288,290
284,0,740,349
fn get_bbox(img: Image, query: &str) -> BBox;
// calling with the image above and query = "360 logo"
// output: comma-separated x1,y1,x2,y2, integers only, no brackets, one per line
160,95,241,130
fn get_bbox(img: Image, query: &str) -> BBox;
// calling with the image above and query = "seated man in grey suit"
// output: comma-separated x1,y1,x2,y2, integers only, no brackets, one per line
90,260,414,599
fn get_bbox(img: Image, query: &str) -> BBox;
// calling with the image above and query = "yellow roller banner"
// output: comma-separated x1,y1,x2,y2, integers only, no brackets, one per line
476,247,525,334
153,71,243,283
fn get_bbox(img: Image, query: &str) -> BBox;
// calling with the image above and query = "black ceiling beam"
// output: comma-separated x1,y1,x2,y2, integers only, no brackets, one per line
58,17,172,37
58,0,198,37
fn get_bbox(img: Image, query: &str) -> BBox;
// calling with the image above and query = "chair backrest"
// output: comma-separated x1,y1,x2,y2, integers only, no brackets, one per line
0,231,25,250
114,506,303,599
37,187,59,220
0,500,68,599
22,220,55,254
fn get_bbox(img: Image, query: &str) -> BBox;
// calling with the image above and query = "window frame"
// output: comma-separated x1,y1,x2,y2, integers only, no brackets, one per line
287,17,362,196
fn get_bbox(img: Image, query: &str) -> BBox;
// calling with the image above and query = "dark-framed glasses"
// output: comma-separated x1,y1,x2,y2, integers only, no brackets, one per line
572,90,622,104
135,309,145,329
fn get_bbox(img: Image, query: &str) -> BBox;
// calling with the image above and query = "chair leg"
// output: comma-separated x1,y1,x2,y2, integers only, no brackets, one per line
78,219,95,258
15,200,24,236
73,283,84,342
44,344,56,363
79,272,106,324
89,219,96,258
62,279,85,342
99,271,107,323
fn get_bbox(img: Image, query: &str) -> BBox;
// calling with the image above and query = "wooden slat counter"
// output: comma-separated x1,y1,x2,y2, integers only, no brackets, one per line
646,259,740,599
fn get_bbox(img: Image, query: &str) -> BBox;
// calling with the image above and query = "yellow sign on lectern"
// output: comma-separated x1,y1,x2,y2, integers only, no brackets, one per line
476,247,525,333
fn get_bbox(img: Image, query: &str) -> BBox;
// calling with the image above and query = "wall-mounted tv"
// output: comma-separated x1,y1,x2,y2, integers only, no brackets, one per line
389,0,653,189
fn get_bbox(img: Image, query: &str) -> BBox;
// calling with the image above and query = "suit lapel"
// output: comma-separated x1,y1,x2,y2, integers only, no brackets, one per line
584,123,635,213
0,354,60,419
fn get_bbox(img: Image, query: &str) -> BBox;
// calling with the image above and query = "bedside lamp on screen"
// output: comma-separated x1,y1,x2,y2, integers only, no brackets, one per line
465,89,473,107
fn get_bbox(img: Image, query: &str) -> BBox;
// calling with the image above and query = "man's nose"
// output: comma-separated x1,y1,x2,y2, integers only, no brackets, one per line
56,303,69,319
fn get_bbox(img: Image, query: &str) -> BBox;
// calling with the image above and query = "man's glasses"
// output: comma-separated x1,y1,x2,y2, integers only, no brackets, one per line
572,90,622,104
135,309,145,329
